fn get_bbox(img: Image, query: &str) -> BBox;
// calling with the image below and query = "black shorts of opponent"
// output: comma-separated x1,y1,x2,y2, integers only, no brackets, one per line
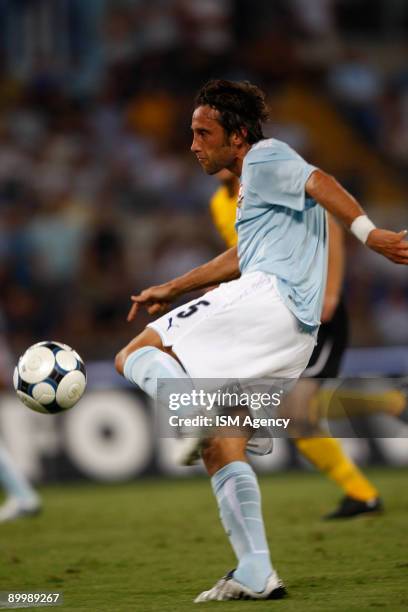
303,298,349,378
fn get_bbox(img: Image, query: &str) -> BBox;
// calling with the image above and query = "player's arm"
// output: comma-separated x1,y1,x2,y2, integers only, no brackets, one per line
127,247,240,321
306,169,408,264
321,215,345,322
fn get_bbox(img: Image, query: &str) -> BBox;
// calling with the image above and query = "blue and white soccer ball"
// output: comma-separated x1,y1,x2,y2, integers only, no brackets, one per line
13,341,87,414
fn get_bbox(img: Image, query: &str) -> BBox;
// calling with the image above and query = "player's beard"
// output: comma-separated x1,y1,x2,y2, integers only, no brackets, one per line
205,162,227,175
197,131,236,174
205,148,235,175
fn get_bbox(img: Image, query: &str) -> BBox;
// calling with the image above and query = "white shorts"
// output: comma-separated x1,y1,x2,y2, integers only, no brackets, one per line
148,272,315,381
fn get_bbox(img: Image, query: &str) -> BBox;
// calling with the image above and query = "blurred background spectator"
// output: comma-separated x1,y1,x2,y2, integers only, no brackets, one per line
0,0,407,362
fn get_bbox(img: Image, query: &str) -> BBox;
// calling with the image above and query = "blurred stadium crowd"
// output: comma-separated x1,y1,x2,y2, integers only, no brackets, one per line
0,0,407,361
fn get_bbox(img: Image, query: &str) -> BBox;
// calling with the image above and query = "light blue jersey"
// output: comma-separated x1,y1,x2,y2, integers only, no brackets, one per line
236,138,327,331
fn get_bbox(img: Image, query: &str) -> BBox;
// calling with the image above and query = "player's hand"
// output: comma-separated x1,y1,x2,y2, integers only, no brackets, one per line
127,282,179,322
321,294,339,323
366,229,408,264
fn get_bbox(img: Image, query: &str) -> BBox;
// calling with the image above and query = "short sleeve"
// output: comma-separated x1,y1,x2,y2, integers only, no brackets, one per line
245,157,317,212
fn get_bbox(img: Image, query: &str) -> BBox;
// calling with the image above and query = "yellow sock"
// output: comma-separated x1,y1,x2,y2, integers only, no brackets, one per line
295,437,378,502
317,389,406,420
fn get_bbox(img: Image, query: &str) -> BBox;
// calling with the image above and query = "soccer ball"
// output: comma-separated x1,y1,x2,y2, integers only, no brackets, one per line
13,341,87,414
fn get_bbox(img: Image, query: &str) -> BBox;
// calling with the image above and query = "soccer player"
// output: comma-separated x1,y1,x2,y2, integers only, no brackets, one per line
210,169,383,519
115,80,408,602
0,332,41,522
0,443,41,522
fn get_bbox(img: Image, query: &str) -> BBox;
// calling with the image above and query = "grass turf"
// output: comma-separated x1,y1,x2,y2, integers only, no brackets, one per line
1,467,408,612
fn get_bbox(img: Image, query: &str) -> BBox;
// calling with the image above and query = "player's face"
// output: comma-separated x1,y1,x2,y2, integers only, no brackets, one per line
191,106,236,175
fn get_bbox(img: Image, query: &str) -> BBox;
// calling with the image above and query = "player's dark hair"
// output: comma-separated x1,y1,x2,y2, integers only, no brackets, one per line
194,79,269,144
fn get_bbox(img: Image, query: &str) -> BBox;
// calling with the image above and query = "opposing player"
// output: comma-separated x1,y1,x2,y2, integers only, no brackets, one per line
0,331,41,522
115,80,408,602
210,169,382,519
0,444,41,522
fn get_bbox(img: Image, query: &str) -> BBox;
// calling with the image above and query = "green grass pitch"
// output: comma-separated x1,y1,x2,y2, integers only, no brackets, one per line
1,467,408,612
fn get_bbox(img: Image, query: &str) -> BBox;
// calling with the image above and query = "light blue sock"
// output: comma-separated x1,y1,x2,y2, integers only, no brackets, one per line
123,346,193,400
212,461,274,593
0,444,38,503
123,347,200,434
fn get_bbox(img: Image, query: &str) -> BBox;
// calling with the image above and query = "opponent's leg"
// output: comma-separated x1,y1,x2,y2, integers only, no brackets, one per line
0,443,41,522
317,387,407,421
296,437,379,498
284,379,381,517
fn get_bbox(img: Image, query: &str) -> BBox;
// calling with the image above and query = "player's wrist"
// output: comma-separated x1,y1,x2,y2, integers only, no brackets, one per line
350,215,376,244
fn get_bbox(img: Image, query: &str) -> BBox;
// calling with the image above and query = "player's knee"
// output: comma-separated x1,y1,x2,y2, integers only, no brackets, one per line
115,328,165,376
114,341,148,376
201,437,247,476
114,349,127,376
201,439,222,474
115,328,166,376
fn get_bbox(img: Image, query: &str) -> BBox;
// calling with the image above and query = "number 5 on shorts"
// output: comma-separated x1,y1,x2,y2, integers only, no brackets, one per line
177,300,210,319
